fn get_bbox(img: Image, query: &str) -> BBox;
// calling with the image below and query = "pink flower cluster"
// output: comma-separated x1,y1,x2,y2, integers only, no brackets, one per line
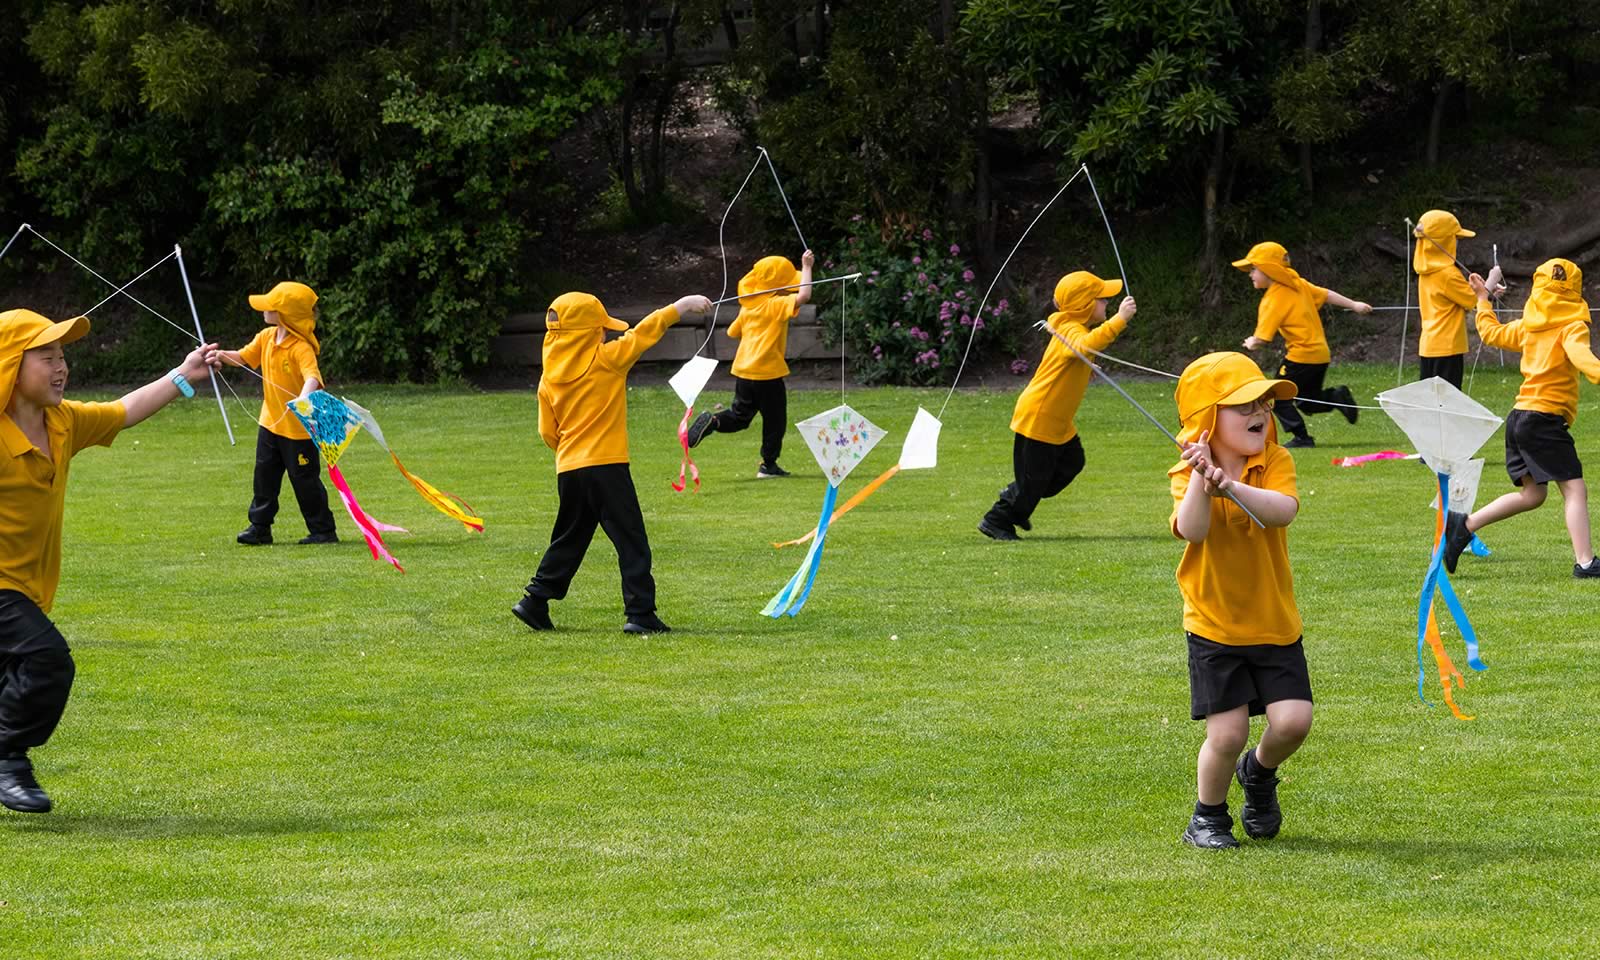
915,349,940,367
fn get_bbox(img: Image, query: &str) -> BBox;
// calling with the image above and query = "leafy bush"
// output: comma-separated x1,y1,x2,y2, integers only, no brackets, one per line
818,220,1017,385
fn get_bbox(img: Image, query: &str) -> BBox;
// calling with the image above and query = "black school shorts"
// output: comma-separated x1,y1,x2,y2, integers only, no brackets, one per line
1504,409,1582,485
1187,633,1313,720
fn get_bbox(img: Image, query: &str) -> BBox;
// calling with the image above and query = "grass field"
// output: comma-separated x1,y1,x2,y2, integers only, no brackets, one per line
7,362,1600,958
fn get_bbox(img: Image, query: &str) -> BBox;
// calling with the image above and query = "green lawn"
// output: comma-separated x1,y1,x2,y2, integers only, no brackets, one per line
7,363,1599,958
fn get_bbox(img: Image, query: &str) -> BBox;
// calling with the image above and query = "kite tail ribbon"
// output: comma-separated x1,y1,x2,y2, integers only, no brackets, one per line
388,452,484,532
672,406,701,493
329,464,404,572
773,464,899,548
1416,472,1485,716
762,483,839,618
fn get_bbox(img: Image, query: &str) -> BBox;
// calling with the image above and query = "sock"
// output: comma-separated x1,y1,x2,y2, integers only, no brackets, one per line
1245,748,1276,778
1195,800,1228,818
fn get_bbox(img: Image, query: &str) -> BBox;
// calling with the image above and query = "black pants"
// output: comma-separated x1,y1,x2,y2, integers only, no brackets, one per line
983,433,1086,532
0,591,75,756
526,464,656,615
1273,360,1340,439
711,376,787,466
248,426,336,534
1419,354,1465,389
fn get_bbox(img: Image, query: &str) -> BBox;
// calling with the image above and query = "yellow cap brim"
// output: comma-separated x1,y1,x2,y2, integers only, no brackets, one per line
248,293,274,312
1218,378,1297,407
602,316,630,332
27,316,90,349
1456,227,1476,237
1230,258,1253,272
1098,278,1123,299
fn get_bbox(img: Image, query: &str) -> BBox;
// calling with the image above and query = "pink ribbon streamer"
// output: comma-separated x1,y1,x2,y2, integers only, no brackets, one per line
328,464,404,572
672,406,701,493
1331,450,1411,467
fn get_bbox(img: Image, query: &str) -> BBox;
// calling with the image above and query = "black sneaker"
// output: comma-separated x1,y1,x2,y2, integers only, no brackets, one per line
512,596,554,630
1441,511,1474,575
978,519,1021,542
1235,752,1283,839
686,412,715,448
1575,558,1600,579
0,753,52,814
756,462,790,479
1181,810,1239,849
298,532,338,545
623,613,672,634
1284,435,1316,449
1336,386,1359,425
236,525,273,546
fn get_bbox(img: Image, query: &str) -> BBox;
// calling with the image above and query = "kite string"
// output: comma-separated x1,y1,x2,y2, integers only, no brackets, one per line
937,164,1088,420
1083,165,1130,297
1399,218,1412,385
759,147,809,253
700,153,766,353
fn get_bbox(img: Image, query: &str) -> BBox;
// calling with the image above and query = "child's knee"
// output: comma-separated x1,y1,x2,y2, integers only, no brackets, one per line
1205,724,1249,756
1522,483,1549,507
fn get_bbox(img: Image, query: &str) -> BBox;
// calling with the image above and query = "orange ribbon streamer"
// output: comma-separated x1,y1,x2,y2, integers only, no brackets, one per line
389,452,484,532
772,464,900,548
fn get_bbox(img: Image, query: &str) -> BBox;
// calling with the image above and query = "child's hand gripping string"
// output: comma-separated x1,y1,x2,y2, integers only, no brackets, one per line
1179,430,1233,497
1116,296,1137,323
1468,271,1507,301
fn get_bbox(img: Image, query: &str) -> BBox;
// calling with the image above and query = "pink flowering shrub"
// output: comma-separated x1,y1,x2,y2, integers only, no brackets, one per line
819,224,1016,385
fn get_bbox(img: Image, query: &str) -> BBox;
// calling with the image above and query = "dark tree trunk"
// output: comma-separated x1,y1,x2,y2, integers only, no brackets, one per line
619,1,646,215
1298,0,1322,197
814,0,829,58
645,5,683,202
720,4,739,50
1427,78,1455,167
1202,124,1228,306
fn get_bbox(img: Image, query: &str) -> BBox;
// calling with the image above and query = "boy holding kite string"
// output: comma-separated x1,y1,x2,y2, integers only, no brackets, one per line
515,291,711,635
686,250,814,478
977,270,1136,542
1235,241,1372,448
0,308,221,813
220,281,338,546
1169,352,1313,850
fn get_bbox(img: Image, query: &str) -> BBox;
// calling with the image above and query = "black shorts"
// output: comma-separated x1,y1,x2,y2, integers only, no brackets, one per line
1504,409,1582,485
1418,354,1465,390
0,590,67,657
1187,633,1313,720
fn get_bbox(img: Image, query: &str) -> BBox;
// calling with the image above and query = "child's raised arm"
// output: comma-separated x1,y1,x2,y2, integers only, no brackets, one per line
794,250,816,306
120,343,222,428
1324,289,1372,314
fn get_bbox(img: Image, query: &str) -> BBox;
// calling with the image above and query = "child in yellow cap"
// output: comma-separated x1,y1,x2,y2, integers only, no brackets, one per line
1413,210,1500,388
0,308,220,813
1442,259,1600,577
1169,352,1311,849
514,291,711,634
977,271,1135,541
1235,241,1372,448
685,250,814,478
219,282,336,546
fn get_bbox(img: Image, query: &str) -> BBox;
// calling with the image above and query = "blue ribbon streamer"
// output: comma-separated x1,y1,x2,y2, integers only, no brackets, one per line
1417,472,1489,701
762,483,839,618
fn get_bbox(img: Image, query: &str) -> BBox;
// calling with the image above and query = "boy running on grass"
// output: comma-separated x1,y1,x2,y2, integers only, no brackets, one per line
1235,241,1372,448
1170,352,1312,849
686,250,814,478
1412,209,1486,389
977,271,1135,541
514,291,711,635
0,308,220,813
1442,259,1600,577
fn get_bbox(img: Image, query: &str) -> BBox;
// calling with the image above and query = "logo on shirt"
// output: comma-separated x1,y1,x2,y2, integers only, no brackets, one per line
297,453,309,466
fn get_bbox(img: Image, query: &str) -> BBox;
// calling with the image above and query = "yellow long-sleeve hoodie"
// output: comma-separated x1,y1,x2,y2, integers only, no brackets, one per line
1413,210,1477,358
537,292,680,472
1232,242,1329,364
1009,271,1126,444
728,256,802,380
1475,258,1600,425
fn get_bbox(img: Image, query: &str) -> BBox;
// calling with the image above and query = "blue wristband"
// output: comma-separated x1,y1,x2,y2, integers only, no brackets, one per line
168,370,195,398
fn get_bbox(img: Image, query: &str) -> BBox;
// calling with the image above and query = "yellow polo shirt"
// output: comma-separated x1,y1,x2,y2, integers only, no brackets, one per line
1252,281,1330,364
0,400,126,612
1010,315,1127,444
728,295,799,380
1169,444,1302,646
239,329,322,440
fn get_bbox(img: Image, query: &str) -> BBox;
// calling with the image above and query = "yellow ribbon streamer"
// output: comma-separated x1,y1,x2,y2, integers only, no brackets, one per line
772,464,900,548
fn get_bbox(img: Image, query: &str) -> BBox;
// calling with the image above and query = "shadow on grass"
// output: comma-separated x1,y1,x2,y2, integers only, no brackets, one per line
4,812,374,839
1263,833,1586,865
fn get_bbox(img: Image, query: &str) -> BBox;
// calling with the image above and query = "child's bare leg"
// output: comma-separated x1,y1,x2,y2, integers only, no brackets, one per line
1197,706,1248,805
1255,699,1313,768
1554,478,1594,564
1469,476,1547,532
